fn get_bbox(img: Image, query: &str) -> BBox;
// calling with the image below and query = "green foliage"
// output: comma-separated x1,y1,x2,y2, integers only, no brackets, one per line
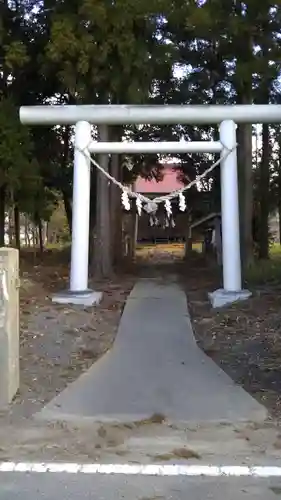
4,41,29,71
245,254,281,286
46,0,172,103
1,0,281,261
0,97,34,188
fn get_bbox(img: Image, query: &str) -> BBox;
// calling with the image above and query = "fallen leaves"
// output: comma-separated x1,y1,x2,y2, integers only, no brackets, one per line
3,252,135,421
182,261,281,419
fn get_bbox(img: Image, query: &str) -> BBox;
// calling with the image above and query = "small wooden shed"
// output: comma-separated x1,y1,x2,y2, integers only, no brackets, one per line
134,165,188,243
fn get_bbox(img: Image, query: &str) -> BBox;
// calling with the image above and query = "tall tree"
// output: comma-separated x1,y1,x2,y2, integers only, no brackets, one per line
45,0,173,276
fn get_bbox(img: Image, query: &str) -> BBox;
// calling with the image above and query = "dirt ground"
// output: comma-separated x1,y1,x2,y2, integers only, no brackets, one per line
2,244,281,465
0,249,135,424
2,244,281,463
182,252,281,421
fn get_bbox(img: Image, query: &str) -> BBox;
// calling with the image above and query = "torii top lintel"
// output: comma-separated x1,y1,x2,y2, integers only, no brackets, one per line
19,104,281,126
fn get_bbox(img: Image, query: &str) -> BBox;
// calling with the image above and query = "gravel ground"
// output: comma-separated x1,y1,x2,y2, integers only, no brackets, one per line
0,252,135,424
2,246,281,463
181,253,281,421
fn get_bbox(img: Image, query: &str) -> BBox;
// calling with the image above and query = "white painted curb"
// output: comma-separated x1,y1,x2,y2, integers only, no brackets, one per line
1,462,281,477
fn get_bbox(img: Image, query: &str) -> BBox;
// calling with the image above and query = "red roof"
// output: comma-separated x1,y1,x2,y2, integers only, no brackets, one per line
134,165,184,194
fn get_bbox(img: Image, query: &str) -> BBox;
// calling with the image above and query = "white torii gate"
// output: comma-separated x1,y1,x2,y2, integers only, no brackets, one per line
20,104,281,307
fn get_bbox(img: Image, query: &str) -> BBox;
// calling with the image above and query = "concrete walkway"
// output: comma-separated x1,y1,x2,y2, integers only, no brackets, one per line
38,277,267,423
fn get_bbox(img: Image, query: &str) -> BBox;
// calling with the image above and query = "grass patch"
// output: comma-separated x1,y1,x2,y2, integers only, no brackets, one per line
151,453,173,462
245,259,281,287
245,260,281,286
150,447,201,462
270,243,281,258
136,243,184,256
134,413,166,427
111,413,166,432
243,244,281,287
172,447,201,460
136,241,202,257
192,241,203,253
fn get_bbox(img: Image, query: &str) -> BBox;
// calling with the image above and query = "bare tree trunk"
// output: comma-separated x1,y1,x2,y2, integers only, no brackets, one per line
92,125,112,278
62,190,72,233
243,123,254,265
0,184,6,246
14,203,20,250
38,218,44,254
278,140,281,245
257,36,271,258
127,212,137,261
258,123,270,259
133,212,139,259
184,214,192,259
237,105,254,270
89,169,97,268
279,204,281,245
235,0,254,271
32,225,36,246
32,224,37,264
8,209,13,246
109,126,123,267
110,147,123,267
61,126,72,233
24,216,30,246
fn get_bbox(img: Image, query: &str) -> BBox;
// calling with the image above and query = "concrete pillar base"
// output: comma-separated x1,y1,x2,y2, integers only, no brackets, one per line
52,289,103,307
0,247,19,408
208,288,251,308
